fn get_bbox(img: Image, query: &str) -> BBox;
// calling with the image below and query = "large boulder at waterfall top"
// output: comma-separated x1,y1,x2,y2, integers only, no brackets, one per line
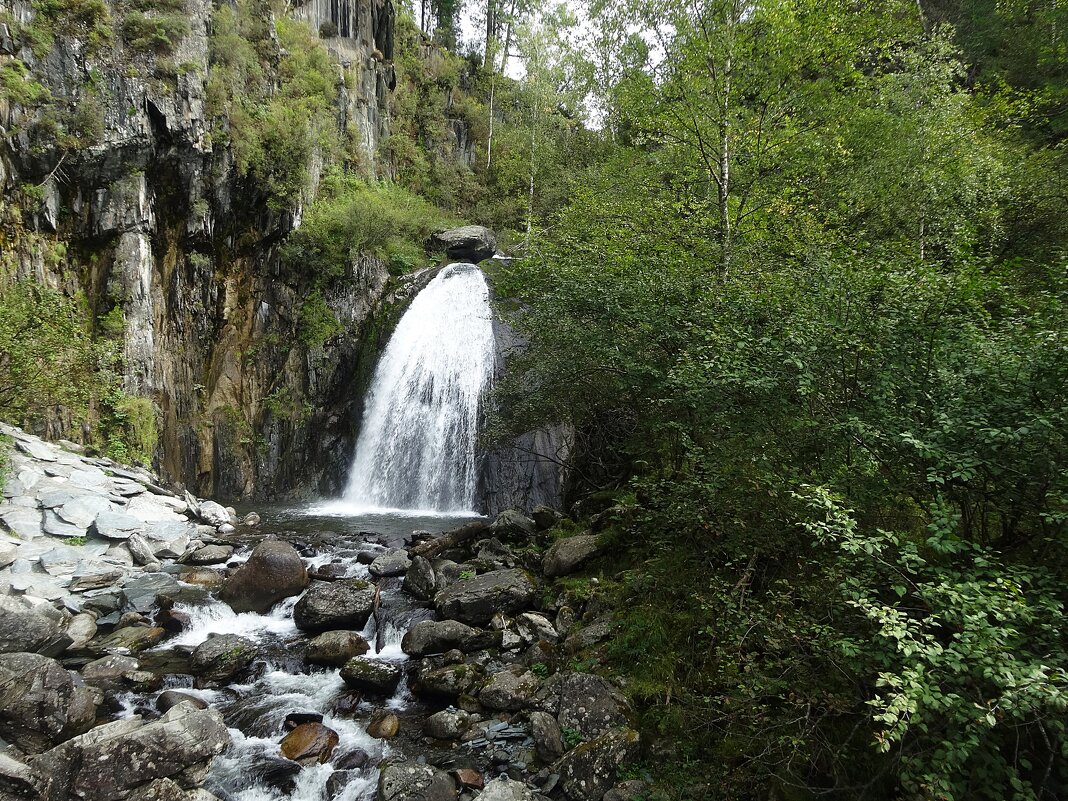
190,634,257,683
0,653,101,753
430,225,497,263
434,568,537,626
294,579,376,632
542,534,603,578
31,703,230,801
218,540,308,613
378,762,457,801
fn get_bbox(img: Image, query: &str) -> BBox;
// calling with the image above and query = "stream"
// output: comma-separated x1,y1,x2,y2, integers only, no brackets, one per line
119,507,479,801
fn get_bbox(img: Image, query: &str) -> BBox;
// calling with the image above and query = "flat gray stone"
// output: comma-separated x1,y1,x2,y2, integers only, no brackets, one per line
39,489,82,510
40,546,83,576
93,512,143,540
57,496,114,529
42,511,86,540
16,439,57,461
1,508,43,539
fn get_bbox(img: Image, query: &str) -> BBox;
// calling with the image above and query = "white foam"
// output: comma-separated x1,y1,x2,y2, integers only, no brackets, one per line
163,597,300,648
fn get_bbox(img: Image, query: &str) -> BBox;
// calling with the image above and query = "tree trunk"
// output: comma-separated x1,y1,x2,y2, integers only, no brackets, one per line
484,0,497,69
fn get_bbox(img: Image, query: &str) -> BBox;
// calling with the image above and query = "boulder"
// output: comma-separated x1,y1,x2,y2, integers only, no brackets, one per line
604,781,650,801
0,653,102,753
0,751,43,799
424,708,472,740
401,619,496,656
305,630,371,666
476,777,537,801
339,657,402,694
451,768,484,791
81,655,141,692
530,710,564,762
156,690,209,713
479,667,540,711
0,597,72,657
517,612,558,644
92,511,143,540
430,225,497,263
403,555,437,601
280,722,339,765
543,535,602,578
121,572,181,613
378,761,457,801
414,663,481,699
190,634,256,683
88,625,168,654
218,540,308,613
179,567,225,587
184,545,234,566
293,579,375,632
531,506,562,531
555,728,640,801
490,509,538,539
369,549,412,577
66,613,98,649
366,709,400,739
556,673,629,739
434,569,537,626
195,500,232,528
32,703,230,801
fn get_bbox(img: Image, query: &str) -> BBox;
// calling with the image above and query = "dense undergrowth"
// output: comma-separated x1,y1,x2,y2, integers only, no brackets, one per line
492,1,1068,799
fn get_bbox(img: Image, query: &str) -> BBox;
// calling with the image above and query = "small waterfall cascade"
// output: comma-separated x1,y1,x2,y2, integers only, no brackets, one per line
341,263,495,513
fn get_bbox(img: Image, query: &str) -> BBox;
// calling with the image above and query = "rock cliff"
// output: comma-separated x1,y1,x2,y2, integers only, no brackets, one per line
0,0,399,499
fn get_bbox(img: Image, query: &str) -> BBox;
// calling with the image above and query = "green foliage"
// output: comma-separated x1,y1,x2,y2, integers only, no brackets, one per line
107,394,158,465
63,536,87,546
0,60,51,106
206,5,339,206
120,10,189,55
30,0,112,54
297,291,342,349
0,434,10,486
0,281,113,427
493,2,1068,798
282,169,457,281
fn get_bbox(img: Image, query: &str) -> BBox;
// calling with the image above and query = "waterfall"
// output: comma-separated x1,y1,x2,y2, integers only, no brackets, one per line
340,263,495,514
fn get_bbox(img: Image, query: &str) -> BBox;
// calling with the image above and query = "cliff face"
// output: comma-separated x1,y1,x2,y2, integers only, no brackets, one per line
0,0,398,500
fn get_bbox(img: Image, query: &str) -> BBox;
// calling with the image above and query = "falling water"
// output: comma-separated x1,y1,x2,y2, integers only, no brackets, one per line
340,263,495,514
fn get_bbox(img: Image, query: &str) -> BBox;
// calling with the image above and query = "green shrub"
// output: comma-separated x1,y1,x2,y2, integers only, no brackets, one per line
0,60,51,106
283,169,458,281
298,290,342,348
120,11,189,55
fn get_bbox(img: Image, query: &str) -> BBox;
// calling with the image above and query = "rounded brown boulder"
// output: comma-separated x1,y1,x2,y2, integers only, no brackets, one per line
280,722,340,765
218,540,308,613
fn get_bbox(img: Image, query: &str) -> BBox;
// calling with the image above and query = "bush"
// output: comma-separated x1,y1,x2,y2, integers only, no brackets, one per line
283,169,459,281
0,60,51,106
297,291,342,348
120,11,189,55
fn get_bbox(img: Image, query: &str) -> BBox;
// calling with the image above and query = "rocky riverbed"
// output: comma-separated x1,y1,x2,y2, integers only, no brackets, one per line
0,425,644,801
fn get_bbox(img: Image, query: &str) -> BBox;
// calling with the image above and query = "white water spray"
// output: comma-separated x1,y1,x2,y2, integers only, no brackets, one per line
339,263,495,514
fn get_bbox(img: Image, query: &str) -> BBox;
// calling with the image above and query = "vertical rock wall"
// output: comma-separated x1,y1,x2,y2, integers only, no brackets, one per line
0,0,398,500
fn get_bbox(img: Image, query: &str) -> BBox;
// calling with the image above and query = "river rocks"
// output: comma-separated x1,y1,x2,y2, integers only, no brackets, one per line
180,567,225,587
195,500,233,528
81,655,141,692
184,544,234,565
88,624,167,654
530,711,564,762
430,225,497,263
543,535,603,578
32,703,231,801
403,555,438,600
531,506,562,531
90,511,142,541
0,751,43,799
280,722,340,765
476,777,537,801
157,690,209,713
0,596,72,656
294,579,376,632
415,663,481,698
218,540,308,613
555,728,641,801
305,630,371,666
0,653,101,753
434,569,537,626
369,548,412,577
479,667,540,711
339,657,402,693
517,612,558,644
366,709,400,739
122,572,182,613
540,672,630,740
401,619,496,656
490,510,538,540
190,634,256,683
378,761,457,801
424,708,472,740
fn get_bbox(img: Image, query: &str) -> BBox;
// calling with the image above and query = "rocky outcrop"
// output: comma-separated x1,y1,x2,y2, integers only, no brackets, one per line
0,653,101,753
293,579,375,632
434,569,537,626
543,534,603,578
429,225,497,263
555,728,641,801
